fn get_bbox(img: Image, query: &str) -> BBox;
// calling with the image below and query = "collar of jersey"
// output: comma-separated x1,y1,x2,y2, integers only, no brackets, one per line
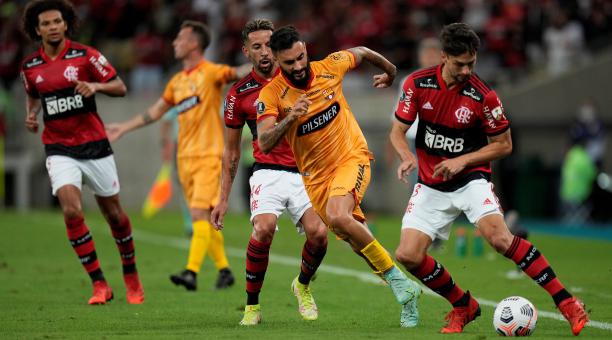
39,39,71,63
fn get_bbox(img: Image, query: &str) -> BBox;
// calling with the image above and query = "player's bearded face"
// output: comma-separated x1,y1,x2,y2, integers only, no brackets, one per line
36,10,67,46
245,30,274,75
277,41,310,87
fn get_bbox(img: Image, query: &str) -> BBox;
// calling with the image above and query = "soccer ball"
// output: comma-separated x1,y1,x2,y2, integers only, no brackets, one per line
493,296,538,336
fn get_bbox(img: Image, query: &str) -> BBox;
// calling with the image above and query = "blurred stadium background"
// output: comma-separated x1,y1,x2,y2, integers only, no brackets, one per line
0,0,611,226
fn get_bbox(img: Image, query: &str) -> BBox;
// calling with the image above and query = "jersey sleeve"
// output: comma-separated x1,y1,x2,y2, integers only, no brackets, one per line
20,70,39,98
481,90,510,136
256,85,280,123
324,50,356,77
214,63,237,85
162,75,177,105
86,47,117,83
224,86,244,129
394,75,418,125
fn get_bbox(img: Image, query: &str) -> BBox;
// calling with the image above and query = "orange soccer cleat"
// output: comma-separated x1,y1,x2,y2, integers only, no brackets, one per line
440,292,481,333
88,280,113,305
124,273,145,304
558,297,588,336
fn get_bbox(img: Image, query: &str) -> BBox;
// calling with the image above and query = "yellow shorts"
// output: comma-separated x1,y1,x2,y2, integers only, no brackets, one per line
177,156,221,210
304,154,371,228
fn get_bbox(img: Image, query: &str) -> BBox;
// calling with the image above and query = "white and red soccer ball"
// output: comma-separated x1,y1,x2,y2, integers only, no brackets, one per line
493,296,538,336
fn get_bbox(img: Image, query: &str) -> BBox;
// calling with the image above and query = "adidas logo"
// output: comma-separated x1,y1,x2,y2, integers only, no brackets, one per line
483,198,493,205
35,75,44,83
422,101,433,110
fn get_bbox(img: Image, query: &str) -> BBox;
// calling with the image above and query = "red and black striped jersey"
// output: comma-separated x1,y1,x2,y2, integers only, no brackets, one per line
20,40,117,159
395,64,510,191
224,69,297,170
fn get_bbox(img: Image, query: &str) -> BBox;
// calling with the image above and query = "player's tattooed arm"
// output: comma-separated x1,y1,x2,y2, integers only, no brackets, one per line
212,127,242,229
258,115,296,154
347,46,397,88
258,94,311,154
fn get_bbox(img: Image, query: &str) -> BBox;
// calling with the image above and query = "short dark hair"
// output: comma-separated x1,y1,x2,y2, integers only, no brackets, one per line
241,19,274,44
440,23,480,56
181,20,211,51
270,25,300,53
22,0,78,41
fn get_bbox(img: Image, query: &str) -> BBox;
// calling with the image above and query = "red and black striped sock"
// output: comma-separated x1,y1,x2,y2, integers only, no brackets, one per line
65,216,104,282
298,238,327,285
245,237,271,305
109,213,136,275
410,255,468,307
504,235,572,306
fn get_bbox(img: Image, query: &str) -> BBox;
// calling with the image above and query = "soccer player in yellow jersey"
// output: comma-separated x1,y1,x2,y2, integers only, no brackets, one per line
256,26,421,327
107,20,250,291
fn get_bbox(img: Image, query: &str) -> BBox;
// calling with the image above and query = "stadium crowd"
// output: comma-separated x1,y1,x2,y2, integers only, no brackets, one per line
2,0,612,93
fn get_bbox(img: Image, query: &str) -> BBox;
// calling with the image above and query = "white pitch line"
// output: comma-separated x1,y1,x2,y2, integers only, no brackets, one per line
134,229,612,332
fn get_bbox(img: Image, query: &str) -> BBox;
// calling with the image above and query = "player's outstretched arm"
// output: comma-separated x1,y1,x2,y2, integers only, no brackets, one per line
258,94,311,154
74,77,127,98
24,94,41,134
389,119,417,184
105,97,171,142
347,46,397,88
211,127,243,230
433,129,513,181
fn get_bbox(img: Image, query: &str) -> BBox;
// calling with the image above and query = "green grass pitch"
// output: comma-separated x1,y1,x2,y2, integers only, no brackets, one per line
1,210,611,339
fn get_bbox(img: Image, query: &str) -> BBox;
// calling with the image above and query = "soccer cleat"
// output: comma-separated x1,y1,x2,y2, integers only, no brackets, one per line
291,276,318,321
239,304,262,326
440,291,481,333
88,280,113,305
124,272,145,304
170,269,197,291
215,268,235,289
400,279,422,327
558,297,589,336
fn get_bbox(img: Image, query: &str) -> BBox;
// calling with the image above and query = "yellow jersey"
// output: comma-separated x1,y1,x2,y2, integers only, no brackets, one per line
163,59,235,158
257,50,370,184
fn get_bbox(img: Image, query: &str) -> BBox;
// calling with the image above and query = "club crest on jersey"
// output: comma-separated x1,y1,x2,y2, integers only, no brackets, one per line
455,106,473,124
256,101,266,115
63,65,79,82
322,88,335,100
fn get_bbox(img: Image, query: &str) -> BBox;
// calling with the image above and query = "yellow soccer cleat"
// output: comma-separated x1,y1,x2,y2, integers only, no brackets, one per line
291,276,318,321
239,304,262,326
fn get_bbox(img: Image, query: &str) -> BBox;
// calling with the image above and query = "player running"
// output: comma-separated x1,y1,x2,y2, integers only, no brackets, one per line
390,23,588,335
107,20,251,292
256,26,421,327
210,19,328,326
19,0,143,305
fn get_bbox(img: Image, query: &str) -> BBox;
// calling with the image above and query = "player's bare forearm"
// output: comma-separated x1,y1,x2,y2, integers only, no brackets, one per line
389,120,413,161
258,115,296,154
219,128,242,203
25,95,41,115
96,77,127,97
348,46,397,78
106,98,170,141
458,129,513,166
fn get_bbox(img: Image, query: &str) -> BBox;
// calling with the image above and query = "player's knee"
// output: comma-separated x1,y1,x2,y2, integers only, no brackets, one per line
395,247,423,269
326,212,352,234
308,227,328,248
62,204,83,221
252,221,275,243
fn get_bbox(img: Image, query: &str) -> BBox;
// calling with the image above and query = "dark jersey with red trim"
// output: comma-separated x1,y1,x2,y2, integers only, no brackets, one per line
224,69,297,170
395,65,510,191
20,40,117,159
